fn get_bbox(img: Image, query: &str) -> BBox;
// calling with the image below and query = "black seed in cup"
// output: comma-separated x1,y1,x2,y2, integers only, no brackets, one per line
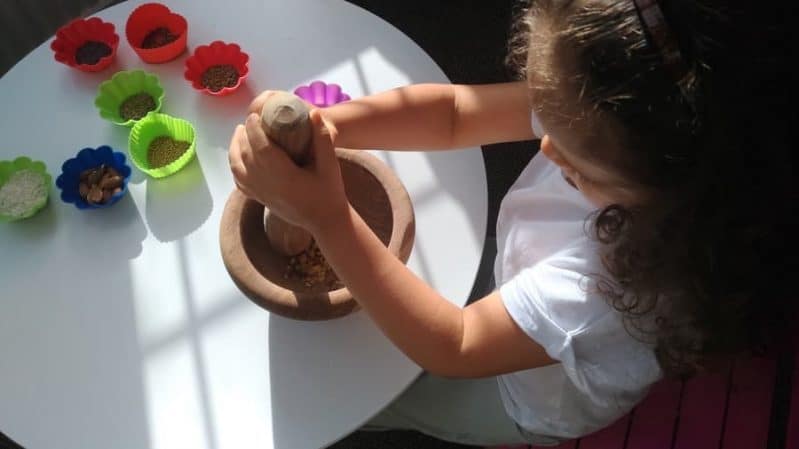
200,65,240,92
119,93,156,121
75,41,112,65
141,27,179,49
148,136,190,169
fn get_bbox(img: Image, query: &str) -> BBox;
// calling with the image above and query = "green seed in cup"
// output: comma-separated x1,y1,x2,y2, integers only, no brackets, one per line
148,136,190,169
119,93,156,121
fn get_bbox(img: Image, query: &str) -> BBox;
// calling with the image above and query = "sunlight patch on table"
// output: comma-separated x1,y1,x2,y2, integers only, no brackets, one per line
129,242,189,347
358,47,412,93
143,338,210,449
197,304,274,448
299,58,367,99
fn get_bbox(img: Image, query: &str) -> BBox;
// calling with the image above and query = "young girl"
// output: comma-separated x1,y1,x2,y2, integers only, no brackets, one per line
228,0,793,445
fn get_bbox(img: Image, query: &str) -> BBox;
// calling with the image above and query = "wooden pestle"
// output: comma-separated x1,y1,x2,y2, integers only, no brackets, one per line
259,91,314,256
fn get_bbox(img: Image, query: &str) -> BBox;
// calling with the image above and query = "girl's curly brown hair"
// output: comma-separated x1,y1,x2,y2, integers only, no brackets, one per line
509,0,796,378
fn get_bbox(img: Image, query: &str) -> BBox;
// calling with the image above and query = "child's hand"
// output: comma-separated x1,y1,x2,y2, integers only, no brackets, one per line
247,90,313,117
228,109,349,234
247,90,277,115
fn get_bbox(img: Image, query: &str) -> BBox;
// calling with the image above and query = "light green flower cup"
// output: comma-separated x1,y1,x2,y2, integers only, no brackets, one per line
0,157,51,222
129,112,196,178
95,70,165,127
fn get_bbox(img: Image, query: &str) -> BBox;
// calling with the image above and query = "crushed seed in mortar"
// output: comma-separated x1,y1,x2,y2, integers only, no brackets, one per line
141,27,178,49
75,41,112,65
0,169,47,218
200,65,239,92
119,92,156,121
147,136,190,168
284,241,344,290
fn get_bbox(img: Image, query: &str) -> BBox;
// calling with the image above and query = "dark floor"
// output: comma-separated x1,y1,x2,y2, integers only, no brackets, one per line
0,1,535,448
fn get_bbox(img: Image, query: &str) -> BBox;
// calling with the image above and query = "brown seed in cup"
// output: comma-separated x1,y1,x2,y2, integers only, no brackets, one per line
100,173,123,190
75,41,112,65
141,27,179,49
87,165,105,186
79,165,124,205
119,93,156,121
200,65,240,92
87,185,104,204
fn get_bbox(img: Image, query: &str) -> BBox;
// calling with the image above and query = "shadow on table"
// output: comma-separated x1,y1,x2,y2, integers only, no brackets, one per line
0,196,151,448
73,193,148,258
172,81,258,160
197,80,259,122
58,56,126,93
2,193,58,238
268,310,416,449
144,156,213,242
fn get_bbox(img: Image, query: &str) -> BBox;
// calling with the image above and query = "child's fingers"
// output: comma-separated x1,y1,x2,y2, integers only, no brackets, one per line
244,114,296,175
236,123,256,166
309,109,337,167
248,90,314,117
248,90,277,116
234,180,254,199
228,125,248,178
228,127,261,200
244,113,270,155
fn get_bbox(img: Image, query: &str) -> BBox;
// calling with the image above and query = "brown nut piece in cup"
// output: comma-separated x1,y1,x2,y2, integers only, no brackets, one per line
79,164,123,205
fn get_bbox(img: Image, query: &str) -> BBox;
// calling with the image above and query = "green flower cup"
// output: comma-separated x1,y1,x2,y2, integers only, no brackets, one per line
128,112,196,178
0,157,51,222
95,70,165,127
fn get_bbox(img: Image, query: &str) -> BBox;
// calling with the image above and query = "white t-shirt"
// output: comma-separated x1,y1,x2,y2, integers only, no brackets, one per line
494,123,662,438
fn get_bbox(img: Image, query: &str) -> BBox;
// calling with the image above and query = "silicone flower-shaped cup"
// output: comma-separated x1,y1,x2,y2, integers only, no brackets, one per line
294,81,351,108
0,157,51,221
51,17,119,72
126,2,188,63
184,41,250,96
56,146,132,210
129,113,196,178
95,70,165,127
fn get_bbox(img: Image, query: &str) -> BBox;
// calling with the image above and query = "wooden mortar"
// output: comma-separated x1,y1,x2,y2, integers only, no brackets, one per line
219,91,415,320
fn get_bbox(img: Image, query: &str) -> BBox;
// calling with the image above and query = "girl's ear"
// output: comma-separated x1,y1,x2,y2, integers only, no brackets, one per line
540,134,575,173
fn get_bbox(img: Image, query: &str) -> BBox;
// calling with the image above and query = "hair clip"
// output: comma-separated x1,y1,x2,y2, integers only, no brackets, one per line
632,0,688,77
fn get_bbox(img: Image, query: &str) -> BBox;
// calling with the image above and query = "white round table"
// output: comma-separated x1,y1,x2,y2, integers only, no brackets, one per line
0,1,487,448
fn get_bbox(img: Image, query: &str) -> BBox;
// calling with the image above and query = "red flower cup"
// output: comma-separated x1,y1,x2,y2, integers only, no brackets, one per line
126,3,188,64
51,17,119,72
184,41,249,96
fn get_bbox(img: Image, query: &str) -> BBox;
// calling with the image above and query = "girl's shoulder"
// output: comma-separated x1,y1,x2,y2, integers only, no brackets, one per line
502,236,611,331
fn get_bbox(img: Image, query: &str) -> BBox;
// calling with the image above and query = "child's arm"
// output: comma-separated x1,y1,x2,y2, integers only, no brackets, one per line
248,82,535,150
230,111,555,378
313,202,556,378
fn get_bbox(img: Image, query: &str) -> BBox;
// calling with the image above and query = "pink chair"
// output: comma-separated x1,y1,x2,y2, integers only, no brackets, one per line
493,331,798,449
